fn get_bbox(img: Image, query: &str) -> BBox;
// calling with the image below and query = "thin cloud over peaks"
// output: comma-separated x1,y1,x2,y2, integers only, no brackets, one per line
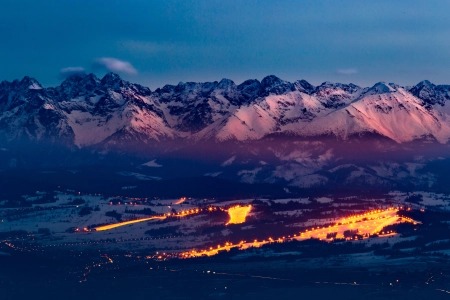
59,67,86,79
93,57,137,75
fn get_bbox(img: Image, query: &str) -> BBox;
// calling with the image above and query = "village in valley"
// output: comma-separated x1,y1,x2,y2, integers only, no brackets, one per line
2,187,450,297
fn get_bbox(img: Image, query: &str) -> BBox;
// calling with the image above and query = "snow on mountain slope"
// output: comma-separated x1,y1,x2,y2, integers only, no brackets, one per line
289,82,450,143
2,74,450,147
64,100,176,147
192,79,364,142
153,78,245,133
409,80,450,105
0,73,177,147
192,104,278,141
61,73,177,146
0,77,74,142
314,81,364,108
348,84,450,143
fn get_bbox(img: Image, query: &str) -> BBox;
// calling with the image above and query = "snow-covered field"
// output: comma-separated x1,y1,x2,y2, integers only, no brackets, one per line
388,191,450,210
2,190,450,255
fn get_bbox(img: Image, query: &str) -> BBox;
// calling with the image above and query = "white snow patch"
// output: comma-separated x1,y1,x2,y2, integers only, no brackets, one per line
142,159,162,167
221,156,236,167
316,197,333,203
237,168,262,183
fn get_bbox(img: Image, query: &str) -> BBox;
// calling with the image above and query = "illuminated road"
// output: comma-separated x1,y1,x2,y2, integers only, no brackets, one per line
92,206,417,259
93,207,206,231
226,205,252,225
91,205,244,232
95,216,167,231
181,208,419,258
174,197,187,205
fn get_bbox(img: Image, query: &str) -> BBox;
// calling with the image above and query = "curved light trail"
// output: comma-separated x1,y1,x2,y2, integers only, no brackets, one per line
174,197,187,205
95,216,167,231
93,207,208,231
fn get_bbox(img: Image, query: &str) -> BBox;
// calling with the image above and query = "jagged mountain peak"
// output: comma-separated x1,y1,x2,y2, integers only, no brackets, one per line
173,80,219,93
261,75,285,87
19,76,42,90
0,80,9,90
238,79,260,87
312,81,362,110
100,72,128,88
411,80,436,91
261,75,283,83
98,72,152,96
321,81,360,89
294,79,315,95
156,81,213,100
217,78,236,89
388,83,402,89
65,72,98,82
367,82,397,94
316,82,361,95
319,81,333,87
260,75,294,95
409,80,443,105
236,79,261,102
54,73,102,101
3,74,450,148
0,76,43,93
102,72,121,80
415,80,435,88
60,73,99,88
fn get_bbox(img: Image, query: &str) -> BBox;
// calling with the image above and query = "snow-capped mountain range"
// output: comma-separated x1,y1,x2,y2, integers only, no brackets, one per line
3,73,450,191
1,73,450,148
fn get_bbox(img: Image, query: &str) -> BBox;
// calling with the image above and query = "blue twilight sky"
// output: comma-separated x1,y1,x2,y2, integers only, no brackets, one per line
1,0,450,89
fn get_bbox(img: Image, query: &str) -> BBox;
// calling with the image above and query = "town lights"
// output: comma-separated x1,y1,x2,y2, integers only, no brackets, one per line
226,205,251,225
